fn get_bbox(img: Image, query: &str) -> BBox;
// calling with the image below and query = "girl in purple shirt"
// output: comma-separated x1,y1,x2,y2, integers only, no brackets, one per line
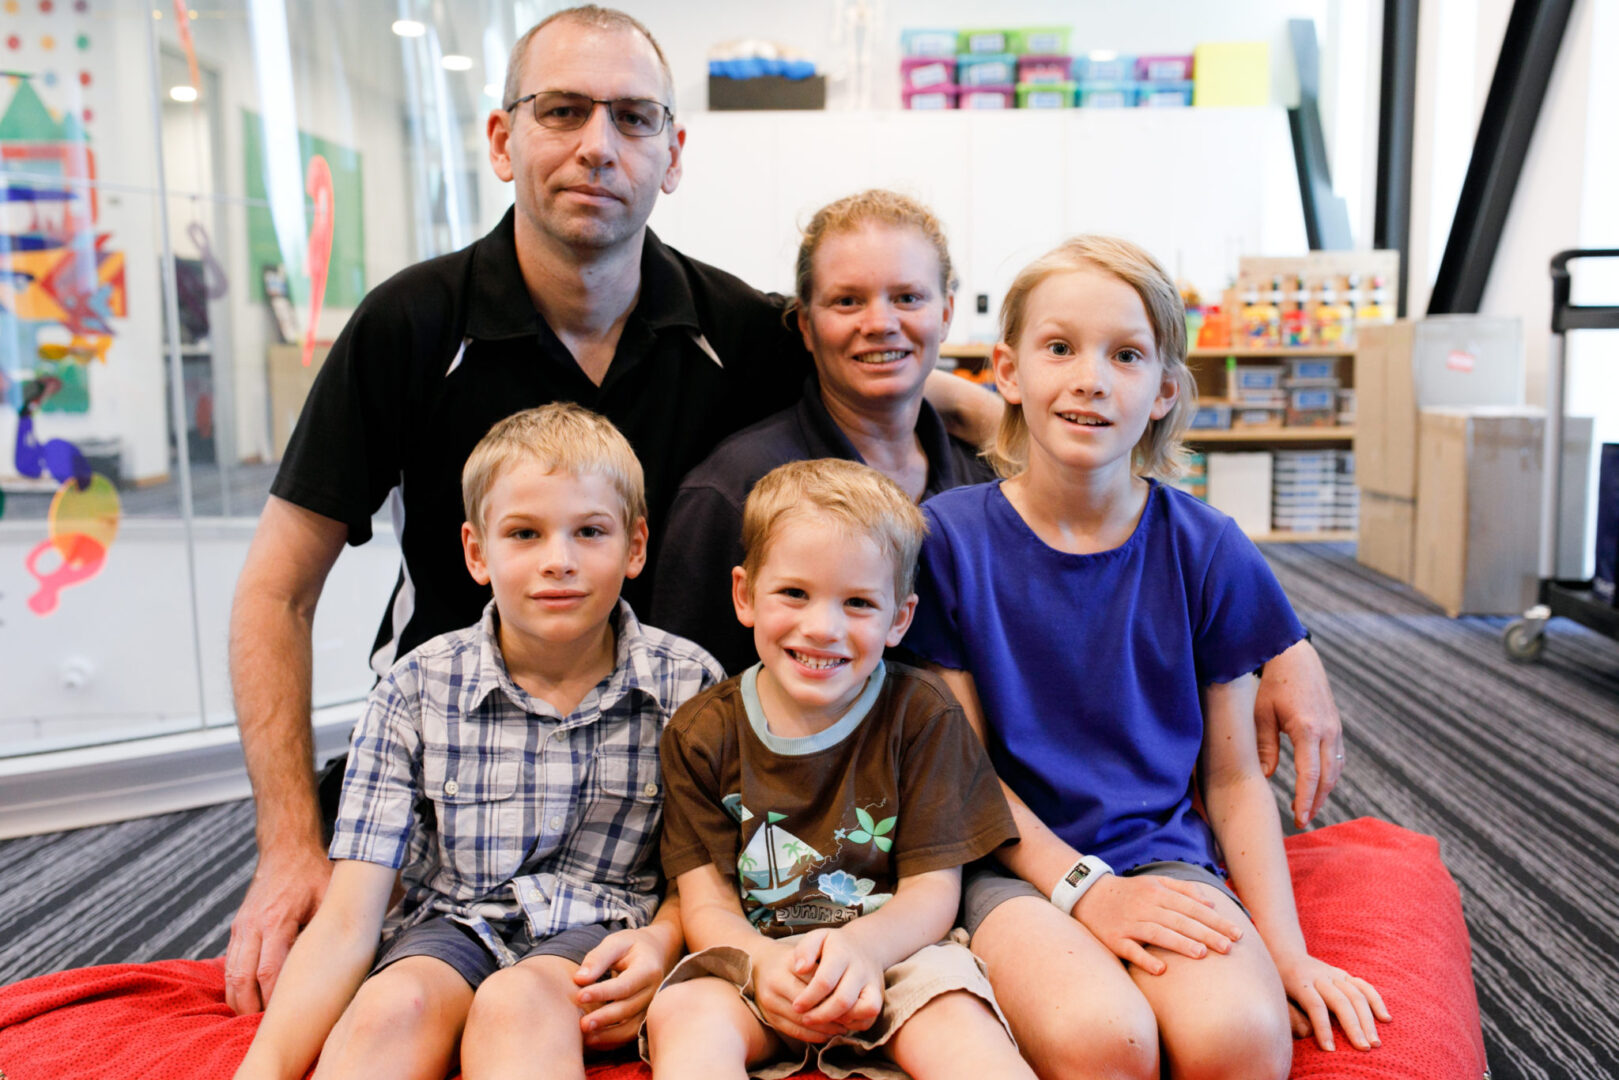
905,237,1388,1080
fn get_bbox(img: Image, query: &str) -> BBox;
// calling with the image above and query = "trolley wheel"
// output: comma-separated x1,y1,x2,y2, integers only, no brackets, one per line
1503,619,1547,662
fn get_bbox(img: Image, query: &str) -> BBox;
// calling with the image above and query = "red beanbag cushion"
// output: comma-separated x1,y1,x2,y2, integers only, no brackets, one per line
1286,818,1487,1078
0,819,1481,1080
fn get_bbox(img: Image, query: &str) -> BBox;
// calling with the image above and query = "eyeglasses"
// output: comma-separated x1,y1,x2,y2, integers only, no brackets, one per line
505,91,673,138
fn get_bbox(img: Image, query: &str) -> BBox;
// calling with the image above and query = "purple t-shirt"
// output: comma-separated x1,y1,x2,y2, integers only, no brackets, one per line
906,479,1306,875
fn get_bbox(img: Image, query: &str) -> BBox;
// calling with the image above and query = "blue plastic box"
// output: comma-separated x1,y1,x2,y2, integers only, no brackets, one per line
900,29,959,57
1138,80,1193,108
958,54,1017,86
1076,80,1137,108
1071,52,1136,82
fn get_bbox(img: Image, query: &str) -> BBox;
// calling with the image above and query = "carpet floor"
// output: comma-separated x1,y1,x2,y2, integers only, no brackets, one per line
2,542,1616,1080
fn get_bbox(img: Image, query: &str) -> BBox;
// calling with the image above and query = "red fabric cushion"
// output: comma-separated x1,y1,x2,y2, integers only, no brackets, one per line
0,819,1482,1079
1285,818,1487,1078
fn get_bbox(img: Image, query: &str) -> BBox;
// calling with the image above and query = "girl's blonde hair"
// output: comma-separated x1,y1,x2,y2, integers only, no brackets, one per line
989,235,1197,480
790,189,958,312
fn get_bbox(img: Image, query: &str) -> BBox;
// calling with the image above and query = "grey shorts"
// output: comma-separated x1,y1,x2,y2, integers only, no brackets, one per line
960,859,1246,940
640,935,1012,1080
372,915,625,990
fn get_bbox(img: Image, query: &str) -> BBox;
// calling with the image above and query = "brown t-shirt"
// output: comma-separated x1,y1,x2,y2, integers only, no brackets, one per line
660,661,1017,938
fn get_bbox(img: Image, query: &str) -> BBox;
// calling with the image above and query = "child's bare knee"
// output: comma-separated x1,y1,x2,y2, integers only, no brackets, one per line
339,970,441,1046
1032,995,1158,1080
645,977,731,1047
471,957,577,1026
1165,996,1291,1080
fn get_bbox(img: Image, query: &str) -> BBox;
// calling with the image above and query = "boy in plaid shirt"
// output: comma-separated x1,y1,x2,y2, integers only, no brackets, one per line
235,404,723,1080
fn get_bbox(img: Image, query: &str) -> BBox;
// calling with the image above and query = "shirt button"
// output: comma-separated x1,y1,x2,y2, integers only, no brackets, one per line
443,780,459,796
643,782,658,797
550,816,563,830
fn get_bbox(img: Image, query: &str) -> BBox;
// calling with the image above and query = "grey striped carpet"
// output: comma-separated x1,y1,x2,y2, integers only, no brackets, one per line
2,542,1616,1080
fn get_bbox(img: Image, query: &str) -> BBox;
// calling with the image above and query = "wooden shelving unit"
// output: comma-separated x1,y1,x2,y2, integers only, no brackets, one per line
1188,426,1354,443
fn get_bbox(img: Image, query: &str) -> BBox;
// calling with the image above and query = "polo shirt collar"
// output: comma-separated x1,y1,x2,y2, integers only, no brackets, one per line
469,598,661,717
463,208,699,342
795,376,967,494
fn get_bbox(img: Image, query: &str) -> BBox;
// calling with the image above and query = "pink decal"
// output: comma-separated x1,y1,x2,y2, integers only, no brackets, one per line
302,154,333,368
173,0,201,97
25,531,105,615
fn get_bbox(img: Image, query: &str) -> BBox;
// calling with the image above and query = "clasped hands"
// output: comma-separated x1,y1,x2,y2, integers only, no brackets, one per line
753,926,884,1044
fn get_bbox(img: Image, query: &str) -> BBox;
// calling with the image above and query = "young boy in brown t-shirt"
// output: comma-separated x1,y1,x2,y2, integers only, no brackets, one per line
642,459,1033,1080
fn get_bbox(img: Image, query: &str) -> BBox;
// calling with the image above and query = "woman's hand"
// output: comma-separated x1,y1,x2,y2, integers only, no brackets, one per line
1275,952,1389,1051
1071,874,1244,974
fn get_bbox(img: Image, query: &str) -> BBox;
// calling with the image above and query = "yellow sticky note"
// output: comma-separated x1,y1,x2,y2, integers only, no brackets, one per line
1193,41,1271,106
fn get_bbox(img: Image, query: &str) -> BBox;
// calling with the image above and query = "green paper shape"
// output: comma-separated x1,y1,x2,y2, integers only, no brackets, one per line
0,80,66,142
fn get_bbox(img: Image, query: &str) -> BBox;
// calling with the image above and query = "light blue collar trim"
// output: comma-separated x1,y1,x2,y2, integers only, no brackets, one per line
740,660,886,756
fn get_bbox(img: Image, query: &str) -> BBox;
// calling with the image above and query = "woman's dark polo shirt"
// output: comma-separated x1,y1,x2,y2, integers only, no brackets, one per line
272,207,808,669
649,375,994,675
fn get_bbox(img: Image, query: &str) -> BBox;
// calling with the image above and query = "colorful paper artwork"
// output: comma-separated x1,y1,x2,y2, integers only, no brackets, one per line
0,67,124,611
0,76,124,417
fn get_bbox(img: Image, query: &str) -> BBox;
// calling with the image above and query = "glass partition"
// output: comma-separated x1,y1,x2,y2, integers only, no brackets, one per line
1,0,1380,760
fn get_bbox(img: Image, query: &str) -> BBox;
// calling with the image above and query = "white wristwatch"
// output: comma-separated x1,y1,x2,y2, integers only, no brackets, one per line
1049,854,1113,915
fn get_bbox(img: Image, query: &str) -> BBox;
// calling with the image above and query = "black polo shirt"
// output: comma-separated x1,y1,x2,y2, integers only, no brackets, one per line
648,375,994,675
272,208,808,668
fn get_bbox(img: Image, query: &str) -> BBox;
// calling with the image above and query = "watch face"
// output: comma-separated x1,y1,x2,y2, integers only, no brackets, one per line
1066,864,1090,886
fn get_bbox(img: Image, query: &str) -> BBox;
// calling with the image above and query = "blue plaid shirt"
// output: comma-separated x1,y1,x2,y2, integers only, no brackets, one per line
330,600,723,965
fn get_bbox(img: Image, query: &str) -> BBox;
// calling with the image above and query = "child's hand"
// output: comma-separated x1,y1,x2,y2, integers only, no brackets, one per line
753,939,839,1044
1275,953,1390,1052
572,924,679,1050
787,927,884,1034
1072,874,1245,974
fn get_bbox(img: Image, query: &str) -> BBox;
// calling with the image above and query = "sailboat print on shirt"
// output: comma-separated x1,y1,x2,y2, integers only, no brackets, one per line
738,811,823,904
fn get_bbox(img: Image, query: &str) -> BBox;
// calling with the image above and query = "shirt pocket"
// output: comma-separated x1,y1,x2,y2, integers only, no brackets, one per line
421,748,525,893
579,733,663,880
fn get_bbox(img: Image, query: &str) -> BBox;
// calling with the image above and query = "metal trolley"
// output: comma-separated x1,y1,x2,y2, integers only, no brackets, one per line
1503,249,1619,661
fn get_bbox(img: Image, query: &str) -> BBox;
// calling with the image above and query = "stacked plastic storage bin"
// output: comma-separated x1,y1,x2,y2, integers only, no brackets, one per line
1010,27,1072,109
952,28,1013,110
1072,51,1136,108
1272,450,1358,534
901,29,958,109
1072,51,1194,108
1135,54,1194,107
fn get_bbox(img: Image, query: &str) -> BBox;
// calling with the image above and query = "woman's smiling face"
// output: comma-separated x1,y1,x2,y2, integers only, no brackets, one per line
799,223,954,415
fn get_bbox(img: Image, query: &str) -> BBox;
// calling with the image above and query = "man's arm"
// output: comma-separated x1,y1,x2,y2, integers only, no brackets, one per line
226,495,351,1014
922,369,1001,450
1253,639,1345,828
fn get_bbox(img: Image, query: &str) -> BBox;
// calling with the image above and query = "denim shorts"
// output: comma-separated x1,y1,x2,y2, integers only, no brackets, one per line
372,915,625,990
959,859,1246,940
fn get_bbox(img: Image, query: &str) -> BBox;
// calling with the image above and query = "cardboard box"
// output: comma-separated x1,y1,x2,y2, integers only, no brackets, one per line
268,343,331,461
1207,451,1272,536
1355,318,1524,499
1357,490,1415,583
1412,408,1543,616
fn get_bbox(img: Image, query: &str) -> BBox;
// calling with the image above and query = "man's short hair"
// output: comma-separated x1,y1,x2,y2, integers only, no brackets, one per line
461,403,647,535
503,5,675,111
739,459,927,605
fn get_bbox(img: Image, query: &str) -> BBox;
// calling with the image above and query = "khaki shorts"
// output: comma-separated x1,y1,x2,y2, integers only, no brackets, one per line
639,933,1012,1080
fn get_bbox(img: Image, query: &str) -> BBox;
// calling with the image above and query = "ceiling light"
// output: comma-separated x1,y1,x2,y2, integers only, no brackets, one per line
391,20,426,38
483,83,500,99
441,54,473,71
169,85,199,103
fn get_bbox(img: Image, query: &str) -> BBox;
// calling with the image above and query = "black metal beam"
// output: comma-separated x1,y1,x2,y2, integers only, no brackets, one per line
1426,0,1576,314
1374,0,1419,316
1288,19,1353,250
